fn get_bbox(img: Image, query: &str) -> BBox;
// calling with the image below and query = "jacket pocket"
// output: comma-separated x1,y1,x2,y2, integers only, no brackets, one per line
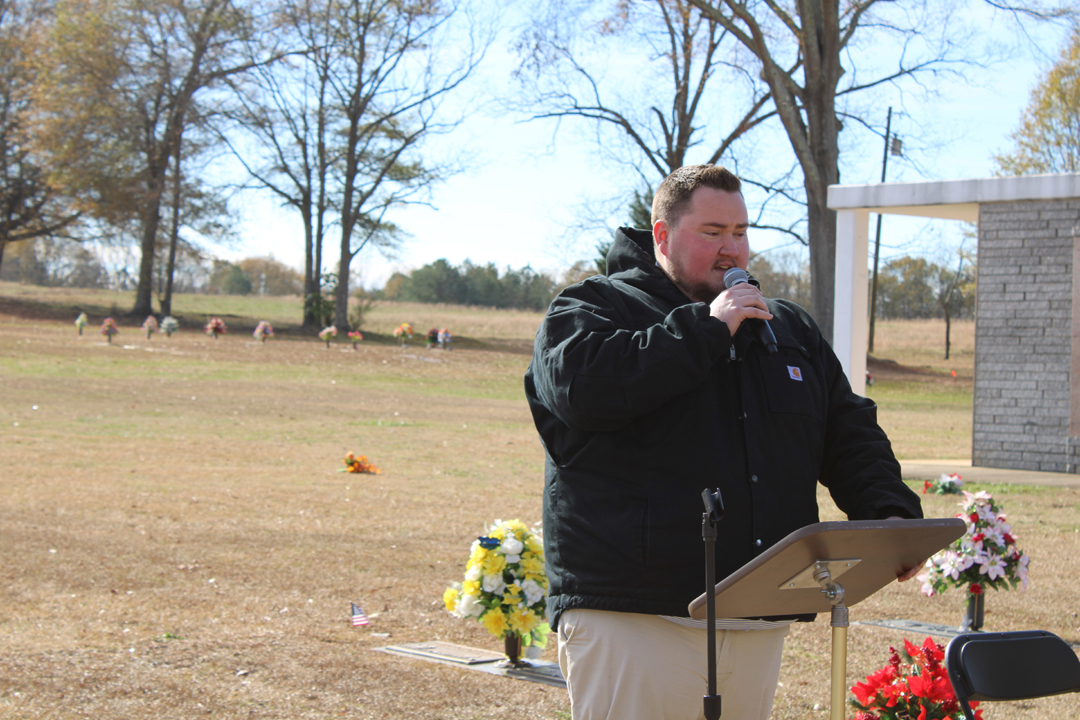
759,348,823,422
557,485,650,578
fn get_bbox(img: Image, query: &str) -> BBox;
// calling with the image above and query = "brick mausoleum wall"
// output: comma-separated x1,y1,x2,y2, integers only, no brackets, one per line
974,198,1080,473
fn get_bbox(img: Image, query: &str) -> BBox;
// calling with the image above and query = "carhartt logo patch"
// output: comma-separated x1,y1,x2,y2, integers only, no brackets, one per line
787,366,803,381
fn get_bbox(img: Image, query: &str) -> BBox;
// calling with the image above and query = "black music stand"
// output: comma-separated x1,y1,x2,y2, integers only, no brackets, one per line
690,515,966,720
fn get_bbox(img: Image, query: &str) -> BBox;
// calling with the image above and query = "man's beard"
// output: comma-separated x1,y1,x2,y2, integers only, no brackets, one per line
663,260,723,304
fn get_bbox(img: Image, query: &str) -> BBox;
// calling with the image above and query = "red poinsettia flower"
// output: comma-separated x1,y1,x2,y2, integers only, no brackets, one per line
852,638,984,719
851,665,898,706
908,672,954,703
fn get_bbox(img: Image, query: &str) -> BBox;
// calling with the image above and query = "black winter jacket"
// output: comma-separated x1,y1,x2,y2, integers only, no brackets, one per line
524,227,922,629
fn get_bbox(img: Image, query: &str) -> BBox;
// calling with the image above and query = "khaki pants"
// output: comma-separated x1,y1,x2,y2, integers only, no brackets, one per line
558,609,789,720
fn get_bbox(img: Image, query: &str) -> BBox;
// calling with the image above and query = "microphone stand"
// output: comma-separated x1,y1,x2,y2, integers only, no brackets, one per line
701,488,725,720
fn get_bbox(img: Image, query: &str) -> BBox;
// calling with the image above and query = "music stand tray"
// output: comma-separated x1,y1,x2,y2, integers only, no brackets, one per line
689,518,966,720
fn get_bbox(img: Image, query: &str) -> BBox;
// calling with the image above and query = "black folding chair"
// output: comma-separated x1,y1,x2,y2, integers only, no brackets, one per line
945,630,1080,720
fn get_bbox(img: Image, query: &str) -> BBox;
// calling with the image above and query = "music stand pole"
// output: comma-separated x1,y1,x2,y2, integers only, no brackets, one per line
701,489,724,720
812,563,849,720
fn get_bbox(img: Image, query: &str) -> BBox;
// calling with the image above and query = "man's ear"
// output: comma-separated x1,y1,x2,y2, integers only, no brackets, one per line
653,219,669,258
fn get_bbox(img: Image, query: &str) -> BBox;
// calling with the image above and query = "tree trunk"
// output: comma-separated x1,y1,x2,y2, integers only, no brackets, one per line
302,203,317,328
944,306,952,360
161,137,183,318
334,233,352,331
133,184,164,317
806,183,837,343
799,0,842,345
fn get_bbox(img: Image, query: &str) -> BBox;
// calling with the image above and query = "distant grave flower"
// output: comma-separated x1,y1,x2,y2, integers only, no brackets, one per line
923,472,964,495
393,322,413,347
205,317,227,339
319,325,337,348
161,316,180,337
142,315,158,340
348,330,363,349
75,313,88,336
339,451,379,474
100,317,119,343
254,321,274,343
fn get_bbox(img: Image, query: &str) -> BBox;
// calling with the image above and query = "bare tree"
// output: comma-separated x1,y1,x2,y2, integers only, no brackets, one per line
515,0,805,243
223,0,336,327
323,0,488,330
684,0,1071,340
228,0,488,330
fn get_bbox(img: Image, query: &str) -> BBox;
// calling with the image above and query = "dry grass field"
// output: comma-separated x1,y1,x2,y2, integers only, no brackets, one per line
2,284,1077,719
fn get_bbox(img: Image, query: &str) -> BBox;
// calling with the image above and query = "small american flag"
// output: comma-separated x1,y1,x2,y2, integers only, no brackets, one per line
351,603,370,627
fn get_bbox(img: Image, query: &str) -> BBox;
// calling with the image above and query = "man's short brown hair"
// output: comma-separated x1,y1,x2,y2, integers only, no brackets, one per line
651,165,742,228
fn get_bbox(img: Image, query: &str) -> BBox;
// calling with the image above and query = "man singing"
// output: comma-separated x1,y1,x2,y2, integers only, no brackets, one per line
525,164,922,720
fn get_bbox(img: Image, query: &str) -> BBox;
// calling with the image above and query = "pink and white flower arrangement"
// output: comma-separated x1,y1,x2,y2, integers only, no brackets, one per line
100,317,119,343
142,315,158,339
918,491,1030,600
205,317,227,338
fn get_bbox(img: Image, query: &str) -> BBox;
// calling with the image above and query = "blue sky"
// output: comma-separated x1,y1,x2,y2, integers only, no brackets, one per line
226,5,1072,289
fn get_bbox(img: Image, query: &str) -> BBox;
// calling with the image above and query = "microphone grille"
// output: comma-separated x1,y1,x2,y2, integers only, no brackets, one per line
723,267,748,286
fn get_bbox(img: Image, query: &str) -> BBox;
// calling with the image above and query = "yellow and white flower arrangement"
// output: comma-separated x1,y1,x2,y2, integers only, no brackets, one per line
443,519,550,649
319,325,337,347
393,322,413,347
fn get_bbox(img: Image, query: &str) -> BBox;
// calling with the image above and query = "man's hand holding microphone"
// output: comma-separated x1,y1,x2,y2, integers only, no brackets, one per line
709,268,778,354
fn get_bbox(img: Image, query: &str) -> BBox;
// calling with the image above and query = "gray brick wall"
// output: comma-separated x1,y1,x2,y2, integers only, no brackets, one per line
974,199,1080,472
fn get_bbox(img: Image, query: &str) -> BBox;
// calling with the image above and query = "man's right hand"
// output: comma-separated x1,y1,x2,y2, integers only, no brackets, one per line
709,284,773,337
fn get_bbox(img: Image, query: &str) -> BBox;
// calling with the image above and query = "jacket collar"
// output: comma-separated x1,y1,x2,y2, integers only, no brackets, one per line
608,227,693,306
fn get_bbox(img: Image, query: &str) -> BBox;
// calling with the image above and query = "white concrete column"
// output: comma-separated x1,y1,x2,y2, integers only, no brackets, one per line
833,209,870,396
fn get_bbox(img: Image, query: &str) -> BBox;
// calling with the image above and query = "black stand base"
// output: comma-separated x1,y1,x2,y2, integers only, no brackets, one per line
962,593,985,632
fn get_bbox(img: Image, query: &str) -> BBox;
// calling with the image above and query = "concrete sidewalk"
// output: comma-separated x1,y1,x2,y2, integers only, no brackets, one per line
900,459,1080,489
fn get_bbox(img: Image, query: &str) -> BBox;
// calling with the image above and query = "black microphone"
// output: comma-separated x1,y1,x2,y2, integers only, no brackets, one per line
722,268,778,355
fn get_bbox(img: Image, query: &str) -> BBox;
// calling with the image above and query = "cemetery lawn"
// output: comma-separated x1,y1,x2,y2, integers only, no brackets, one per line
2,287,1077,719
